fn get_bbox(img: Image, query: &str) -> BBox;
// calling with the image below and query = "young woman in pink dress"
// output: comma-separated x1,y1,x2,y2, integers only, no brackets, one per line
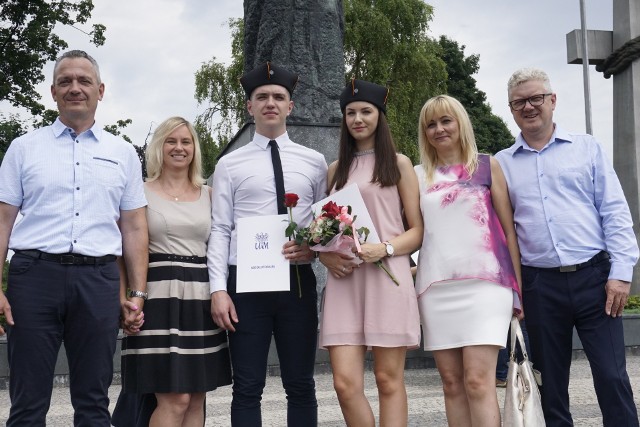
414,95,522,426
318,79,423,426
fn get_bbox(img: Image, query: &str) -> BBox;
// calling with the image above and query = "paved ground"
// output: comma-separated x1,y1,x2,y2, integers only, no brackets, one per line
0,355,638,426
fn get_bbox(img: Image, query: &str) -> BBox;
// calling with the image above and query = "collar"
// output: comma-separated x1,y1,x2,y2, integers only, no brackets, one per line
508,124,572,156
253,131,291,150
52,117,101,142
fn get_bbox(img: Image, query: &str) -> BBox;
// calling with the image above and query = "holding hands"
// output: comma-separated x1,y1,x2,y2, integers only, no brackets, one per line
121,299,144,335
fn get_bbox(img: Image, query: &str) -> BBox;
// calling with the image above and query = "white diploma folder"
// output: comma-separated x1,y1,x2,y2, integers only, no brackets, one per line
236,214,291,293
311,183,380,243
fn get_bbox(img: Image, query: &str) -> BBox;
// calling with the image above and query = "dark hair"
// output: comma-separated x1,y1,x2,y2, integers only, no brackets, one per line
331,111,400,191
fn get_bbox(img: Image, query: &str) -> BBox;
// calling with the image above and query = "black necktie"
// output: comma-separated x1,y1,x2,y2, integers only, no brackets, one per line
269,140,286,214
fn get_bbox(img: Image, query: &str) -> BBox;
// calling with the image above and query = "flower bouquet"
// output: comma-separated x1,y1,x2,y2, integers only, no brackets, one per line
300,200,399,286
305,201,367,261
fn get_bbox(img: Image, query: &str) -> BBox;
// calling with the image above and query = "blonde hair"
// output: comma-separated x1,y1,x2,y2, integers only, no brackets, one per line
145,116,205,187
417,95,478,184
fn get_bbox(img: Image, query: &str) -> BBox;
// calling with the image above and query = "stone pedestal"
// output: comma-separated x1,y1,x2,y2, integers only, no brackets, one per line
612,0,640,295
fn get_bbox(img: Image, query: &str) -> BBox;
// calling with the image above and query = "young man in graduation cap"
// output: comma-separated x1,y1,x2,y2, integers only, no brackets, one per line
207,62,328,426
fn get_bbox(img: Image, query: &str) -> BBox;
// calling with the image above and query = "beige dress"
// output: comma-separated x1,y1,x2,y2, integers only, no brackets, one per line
120,185,231,393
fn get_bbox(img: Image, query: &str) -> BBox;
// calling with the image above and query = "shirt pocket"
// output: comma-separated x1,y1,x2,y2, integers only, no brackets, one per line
558,167,592,201
91,157,123,188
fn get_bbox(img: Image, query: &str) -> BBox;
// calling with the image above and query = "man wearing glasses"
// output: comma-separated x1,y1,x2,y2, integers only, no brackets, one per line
496,68,639,427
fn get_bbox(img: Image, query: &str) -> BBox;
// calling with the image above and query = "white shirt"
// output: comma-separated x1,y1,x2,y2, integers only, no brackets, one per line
0,118,147,256
207,132,328,293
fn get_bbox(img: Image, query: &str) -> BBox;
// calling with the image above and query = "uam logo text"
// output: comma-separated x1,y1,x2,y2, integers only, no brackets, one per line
255,232,269,250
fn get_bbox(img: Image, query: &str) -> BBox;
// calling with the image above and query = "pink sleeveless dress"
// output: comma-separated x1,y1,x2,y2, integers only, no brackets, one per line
319,152,421,349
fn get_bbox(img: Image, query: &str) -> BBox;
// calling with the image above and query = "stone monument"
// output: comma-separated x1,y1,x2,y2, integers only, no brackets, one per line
221,0,345,163
566,0,640,294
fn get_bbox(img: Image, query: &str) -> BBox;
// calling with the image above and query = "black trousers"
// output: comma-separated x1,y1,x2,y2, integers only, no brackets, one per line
227,264,318,427
6,253,120,427
522,256,639,427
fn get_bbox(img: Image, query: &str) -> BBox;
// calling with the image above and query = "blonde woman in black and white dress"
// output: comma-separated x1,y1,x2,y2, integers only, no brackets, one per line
114,117,231,427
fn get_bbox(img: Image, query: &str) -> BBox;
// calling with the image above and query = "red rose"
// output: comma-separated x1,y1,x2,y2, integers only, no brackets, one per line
284,193,299,208
322,201,341,218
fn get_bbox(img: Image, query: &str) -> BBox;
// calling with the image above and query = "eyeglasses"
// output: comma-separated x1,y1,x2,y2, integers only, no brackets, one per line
508,93,553,111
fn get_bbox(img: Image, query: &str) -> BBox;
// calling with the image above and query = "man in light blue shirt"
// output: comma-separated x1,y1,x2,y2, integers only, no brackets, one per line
0,50,148,426
496,68,639,427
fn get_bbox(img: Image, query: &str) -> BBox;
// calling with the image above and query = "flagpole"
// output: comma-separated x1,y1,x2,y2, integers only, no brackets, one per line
579,0,593,134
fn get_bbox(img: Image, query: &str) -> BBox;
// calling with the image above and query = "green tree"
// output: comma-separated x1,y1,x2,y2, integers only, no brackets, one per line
0,0,106,117
103,118,147,177
344,0,447,163
438,36,513,154
194,18,245,177
0,114,27,164
1,0,108,162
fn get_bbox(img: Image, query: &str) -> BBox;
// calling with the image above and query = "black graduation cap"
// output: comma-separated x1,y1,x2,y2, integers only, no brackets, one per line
240,62,299,99
339,78,389,114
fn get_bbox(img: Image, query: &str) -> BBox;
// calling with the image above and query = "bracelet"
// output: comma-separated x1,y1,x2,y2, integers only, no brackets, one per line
128,289,148,300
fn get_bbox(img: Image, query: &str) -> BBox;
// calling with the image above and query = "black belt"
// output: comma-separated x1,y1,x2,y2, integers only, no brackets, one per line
14,250,116,265
149,253,206,264
532,251,610,273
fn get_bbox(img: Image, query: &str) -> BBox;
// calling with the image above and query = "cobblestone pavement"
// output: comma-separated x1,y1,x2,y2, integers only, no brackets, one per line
0,355,638,426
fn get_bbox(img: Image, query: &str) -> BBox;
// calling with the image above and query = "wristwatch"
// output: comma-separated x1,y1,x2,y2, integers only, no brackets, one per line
128,289,148,300
383,241,395,257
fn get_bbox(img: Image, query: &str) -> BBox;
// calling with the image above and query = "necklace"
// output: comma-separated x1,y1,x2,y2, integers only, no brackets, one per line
354,149,375,157
438,158,461,167
160,182,188,201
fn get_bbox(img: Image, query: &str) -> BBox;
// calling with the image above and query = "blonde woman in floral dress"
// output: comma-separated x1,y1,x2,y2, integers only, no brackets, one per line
414,95,522,427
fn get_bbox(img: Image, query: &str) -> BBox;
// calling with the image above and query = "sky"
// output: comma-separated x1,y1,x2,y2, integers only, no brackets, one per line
2,0,617,158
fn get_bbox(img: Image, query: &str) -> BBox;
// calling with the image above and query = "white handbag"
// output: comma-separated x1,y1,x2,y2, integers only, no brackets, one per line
503,317,546,426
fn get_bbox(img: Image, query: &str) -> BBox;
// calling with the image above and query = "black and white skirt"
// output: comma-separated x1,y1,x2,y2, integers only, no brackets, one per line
120,253,232,393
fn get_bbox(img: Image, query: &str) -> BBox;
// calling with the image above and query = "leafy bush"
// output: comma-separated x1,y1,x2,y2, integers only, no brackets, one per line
2,260,7,290
625,295,640,313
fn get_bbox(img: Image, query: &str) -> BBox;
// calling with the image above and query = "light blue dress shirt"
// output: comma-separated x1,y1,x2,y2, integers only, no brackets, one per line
495,126,638,282
207,132,328,293
0,118,147,257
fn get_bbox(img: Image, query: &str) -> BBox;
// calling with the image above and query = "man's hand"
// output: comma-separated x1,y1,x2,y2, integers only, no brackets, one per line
121,299,144,335
0,202,19,335
282,240,314,262
605,279,631,318
0,292,14,335
211,291,238,332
